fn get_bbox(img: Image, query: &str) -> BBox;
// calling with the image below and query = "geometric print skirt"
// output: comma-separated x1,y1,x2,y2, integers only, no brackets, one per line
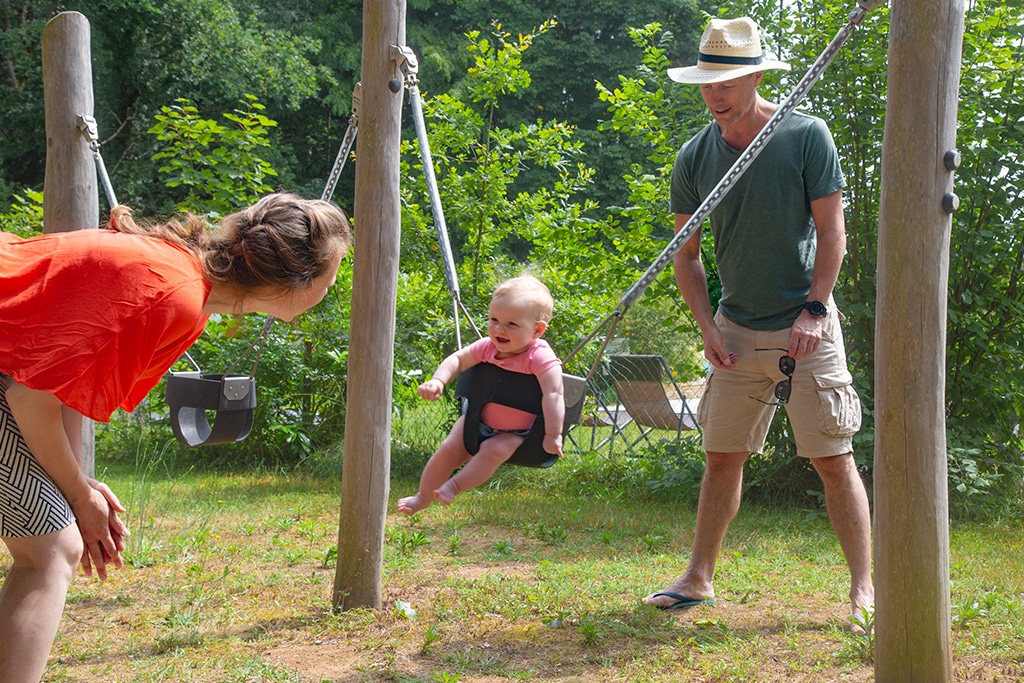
0,374,75,537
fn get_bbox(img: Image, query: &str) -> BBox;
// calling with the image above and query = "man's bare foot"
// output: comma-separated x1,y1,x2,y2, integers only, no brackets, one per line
397,493,430,516
642,577,714,609
434,480,459,506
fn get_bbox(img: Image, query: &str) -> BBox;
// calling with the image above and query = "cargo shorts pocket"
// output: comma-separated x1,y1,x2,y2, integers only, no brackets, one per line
812,370,862,438
696,373,714,429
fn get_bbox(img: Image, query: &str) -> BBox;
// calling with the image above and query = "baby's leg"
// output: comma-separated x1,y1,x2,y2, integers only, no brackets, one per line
397,416,471,516
434,432,523,505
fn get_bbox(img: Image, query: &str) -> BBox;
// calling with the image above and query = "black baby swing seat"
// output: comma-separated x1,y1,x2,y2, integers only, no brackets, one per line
454,363,587,468
166,372,257,447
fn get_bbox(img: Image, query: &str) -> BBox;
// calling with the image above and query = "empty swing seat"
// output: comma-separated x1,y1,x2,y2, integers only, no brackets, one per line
166,372,257,447
454,363,587,468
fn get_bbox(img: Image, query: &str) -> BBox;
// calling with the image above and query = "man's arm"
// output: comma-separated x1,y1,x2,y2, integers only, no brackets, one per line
673,214,736,368
788,189,846,359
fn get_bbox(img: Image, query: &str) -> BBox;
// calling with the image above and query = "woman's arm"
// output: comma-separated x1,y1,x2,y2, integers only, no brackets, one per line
5,382,123,578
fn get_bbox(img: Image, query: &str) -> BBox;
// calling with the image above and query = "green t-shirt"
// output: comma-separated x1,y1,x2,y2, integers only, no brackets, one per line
670,111,845,330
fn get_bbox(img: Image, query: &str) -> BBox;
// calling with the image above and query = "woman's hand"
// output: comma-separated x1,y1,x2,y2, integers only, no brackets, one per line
79,479,129,579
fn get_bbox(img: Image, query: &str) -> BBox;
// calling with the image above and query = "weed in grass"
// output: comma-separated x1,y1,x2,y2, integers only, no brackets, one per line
544,611,568,628
526,520,569,545
431,671,461,683
578,617,603,647
447,530,463,555
489,539,515,557
640,532,666,552
322,544,338,566
388,526,431,555
421,622,441,653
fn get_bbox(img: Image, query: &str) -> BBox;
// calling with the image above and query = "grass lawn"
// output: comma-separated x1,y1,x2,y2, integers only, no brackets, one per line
5,449,1024,682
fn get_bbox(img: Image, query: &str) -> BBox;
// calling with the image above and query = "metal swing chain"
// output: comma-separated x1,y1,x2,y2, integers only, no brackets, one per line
394,45,482,347
222,316,276,377
321,83,362,203
76,114,118,209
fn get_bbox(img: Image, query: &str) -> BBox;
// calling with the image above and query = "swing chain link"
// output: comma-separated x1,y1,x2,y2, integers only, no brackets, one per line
321,82,361,202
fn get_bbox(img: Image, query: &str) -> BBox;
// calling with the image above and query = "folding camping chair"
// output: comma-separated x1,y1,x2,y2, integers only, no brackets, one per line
605,354,701,453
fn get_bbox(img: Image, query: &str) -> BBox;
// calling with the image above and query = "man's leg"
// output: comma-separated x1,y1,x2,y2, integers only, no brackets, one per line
810,452,874,631
643,450,748,607
0,525,82,683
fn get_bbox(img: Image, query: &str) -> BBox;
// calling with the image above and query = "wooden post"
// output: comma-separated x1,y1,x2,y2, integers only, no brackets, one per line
874,0,964,680
333,0,406,610
41,11,98,477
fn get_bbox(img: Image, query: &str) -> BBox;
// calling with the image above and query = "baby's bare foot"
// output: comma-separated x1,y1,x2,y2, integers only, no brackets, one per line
397,494,430,516
434,480,459,506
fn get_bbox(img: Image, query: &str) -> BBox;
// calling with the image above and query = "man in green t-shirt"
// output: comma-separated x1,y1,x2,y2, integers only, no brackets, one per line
642,17,874,634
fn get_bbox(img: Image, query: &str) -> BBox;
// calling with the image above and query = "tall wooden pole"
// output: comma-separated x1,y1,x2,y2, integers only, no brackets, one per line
41,11,97,476
333,0,406,610
874,0,964,680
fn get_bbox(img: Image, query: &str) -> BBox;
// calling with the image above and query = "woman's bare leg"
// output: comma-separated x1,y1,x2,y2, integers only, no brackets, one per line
0,524,82,683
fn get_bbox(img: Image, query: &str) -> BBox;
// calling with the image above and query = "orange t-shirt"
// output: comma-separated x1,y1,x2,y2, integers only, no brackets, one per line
0,229,211,421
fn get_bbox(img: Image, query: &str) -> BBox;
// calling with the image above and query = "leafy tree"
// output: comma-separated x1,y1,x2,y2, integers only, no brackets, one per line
0,189,43,236
0,0,326,211
397,19,671,386
942,0,1024,507
149,95,278,217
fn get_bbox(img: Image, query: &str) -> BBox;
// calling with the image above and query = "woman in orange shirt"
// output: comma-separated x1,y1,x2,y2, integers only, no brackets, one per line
0,192,351,683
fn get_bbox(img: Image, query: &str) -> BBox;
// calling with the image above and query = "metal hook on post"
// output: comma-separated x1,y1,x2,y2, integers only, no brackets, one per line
76,113,118,209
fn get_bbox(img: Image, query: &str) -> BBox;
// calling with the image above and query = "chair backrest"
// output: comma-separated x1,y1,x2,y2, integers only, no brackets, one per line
606,354,692,430
454,363,586,468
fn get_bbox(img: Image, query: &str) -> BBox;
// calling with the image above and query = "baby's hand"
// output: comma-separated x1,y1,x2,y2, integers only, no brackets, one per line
543,433,563,457
417,379,444,401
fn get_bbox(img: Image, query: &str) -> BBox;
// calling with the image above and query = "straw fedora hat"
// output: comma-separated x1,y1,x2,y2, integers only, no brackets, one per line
668,17,790,84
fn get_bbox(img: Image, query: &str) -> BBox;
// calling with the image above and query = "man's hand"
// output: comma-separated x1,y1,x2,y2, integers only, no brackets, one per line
703,325,738,368
788,311,824,359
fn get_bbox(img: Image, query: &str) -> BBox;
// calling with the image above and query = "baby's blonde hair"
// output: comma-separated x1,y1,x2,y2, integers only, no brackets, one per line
491,274,554,323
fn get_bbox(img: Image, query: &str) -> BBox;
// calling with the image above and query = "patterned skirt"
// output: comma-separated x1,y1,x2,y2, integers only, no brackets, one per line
0,374,76,537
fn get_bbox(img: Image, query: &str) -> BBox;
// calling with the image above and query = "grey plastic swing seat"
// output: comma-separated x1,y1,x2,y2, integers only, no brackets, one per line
454,363,587,468
165,372,256,447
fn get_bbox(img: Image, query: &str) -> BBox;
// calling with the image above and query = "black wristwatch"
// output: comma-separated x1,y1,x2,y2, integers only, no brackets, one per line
804,300,828,318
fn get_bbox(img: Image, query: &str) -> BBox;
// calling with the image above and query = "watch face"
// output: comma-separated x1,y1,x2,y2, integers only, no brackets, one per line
806,301,827,317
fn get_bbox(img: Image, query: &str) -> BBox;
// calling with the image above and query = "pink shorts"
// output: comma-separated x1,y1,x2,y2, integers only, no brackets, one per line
696,306,862,458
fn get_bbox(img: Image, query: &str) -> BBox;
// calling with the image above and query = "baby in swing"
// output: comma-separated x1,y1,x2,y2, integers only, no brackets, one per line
397,274,565,515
